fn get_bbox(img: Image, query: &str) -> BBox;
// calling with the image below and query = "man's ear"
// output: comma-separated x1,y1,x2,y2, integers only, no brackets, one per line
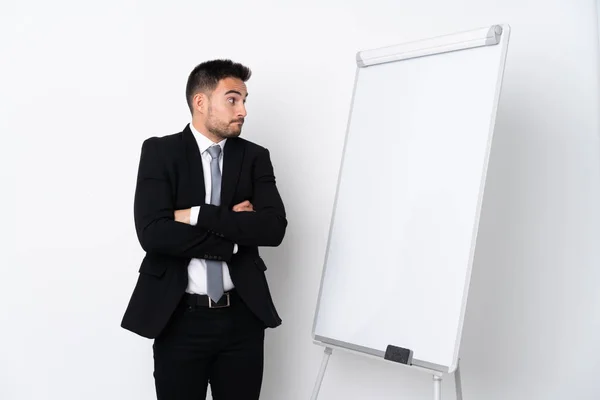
192,92,207,115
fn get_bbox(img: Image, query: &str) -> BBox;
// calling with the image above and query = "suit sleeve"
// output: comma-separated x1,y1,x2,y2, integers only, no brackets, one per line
197,148,287,247
133,138,234,261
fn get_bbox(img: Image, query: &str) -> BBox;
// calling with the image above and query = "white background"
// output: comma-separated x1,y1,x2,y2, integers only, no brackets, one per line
1,1,599,400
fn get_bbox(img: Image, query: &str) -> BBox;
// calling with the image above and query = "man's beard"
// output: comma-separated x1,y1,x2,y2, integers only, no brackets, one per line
206,110,243,139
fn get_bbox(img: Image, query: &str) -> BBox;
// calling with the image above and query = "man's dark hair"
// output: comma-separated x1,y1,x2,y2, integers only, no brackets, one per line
186,59,252,113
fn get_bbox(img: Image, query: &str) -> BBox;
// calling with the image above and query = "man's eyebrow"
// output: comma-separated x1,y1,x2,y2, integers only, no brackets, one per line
224,90,249,97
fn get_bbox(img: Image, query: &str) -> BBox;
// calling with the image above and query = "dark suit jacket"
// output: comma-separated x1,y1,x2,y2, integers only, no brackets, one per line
121,125,287,339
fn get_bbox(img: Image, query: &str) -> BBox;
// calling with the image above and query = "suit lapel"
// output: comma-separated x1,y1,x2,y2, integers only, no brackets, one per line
221,138,245,207
182,125,206,205
183,125,245,208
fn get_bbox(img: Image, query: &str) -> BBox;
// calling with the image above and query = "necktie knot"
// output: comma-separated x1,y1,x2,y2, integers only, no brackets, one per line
207,145,221,160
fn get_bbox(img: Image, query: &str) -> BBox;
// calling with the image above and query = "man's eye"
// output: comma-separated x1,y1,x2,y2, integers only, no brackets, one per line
228,98,235,104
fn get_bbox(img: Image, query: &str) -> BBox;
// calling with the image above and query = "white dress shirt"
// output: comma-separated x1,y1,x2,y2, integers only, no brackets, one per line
186,123,235,294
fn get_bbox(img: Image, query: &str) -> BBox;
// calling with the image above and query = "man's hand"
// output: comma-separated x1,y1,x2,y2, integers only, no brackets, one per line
233,200,254,212
174,208,191,224
175,202,251,224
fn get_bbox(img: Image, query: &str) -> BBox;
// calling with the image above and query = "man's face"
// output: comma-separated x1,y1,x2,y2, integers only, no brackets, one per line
205,77,248,140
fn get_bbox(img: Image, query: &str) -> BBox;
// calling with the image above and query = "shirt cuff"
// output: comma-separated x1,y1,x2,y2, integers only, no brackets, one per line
190,206,200,226
233,244,238,254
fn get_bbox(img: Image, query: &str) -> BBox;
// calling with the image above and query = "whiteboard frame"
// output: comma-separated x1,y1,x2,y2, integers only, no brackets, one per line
312,24,511,374
597,0,600,55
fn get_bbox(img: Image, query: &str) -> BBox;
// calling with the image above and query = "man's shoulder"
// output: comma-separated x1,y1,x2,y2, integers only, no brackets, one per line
234,137,268,154
143,131,183,145
141,129,186,153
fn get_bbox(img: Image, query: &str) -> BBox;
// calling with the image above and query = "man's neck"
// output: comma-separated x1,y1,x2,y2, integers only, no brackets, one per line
191,119,221,143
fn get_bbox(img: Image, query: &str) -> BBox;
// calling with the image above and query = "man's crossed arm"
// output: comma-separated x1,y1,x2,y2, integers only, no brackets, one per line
174,200,254,225
134,138,286,261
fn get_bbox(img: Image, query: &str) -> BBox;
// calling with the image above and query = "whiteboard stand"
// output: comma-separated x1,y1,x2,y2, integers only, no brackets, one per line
309,22,510,400
454,362,463,400
310,346,332,400
432,362,463,400
310,345,463,400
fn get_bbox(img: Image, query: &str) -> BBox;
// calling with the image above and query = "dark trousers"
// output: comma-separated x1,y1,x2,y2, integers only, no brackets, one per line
153,291,266,400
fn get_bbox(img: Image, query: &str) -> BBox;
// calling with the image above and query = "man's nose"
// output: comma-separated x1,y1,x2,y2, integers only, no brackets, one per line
238,104,247,118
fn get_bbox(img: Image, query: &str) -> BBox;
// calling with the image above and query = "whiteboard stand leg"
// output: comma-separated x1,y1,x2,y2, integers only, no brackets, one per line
310,347,333,400
433,375,442,400
454,362,463,400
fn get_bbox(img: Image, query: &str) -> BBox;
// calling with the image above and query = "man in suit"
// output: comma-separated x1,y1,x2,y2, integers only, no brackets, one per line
121,59,287,400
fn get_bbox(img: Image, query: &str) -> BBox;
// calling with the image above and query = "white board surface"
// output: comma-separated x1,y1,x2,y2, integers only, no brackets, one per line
313,25,510,372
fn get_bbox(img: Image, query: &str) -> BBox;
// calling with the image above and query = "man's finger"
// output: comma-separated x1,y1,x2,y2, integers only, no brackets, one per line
233,200,253,212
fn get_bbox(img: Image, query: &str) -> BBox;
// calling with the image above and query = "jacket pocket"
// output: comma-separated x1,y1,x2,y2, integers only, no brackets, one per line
138,256,168,278
254,256,267,272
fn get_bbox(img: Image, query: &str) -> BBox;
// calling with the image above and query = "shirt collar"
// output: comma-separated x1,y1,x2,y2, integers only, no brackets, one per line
189,122,227,154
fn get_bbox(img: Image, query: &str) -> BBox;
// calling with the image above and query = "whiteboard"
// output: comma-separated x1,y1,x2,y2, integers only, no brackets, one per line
312,25,510,372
